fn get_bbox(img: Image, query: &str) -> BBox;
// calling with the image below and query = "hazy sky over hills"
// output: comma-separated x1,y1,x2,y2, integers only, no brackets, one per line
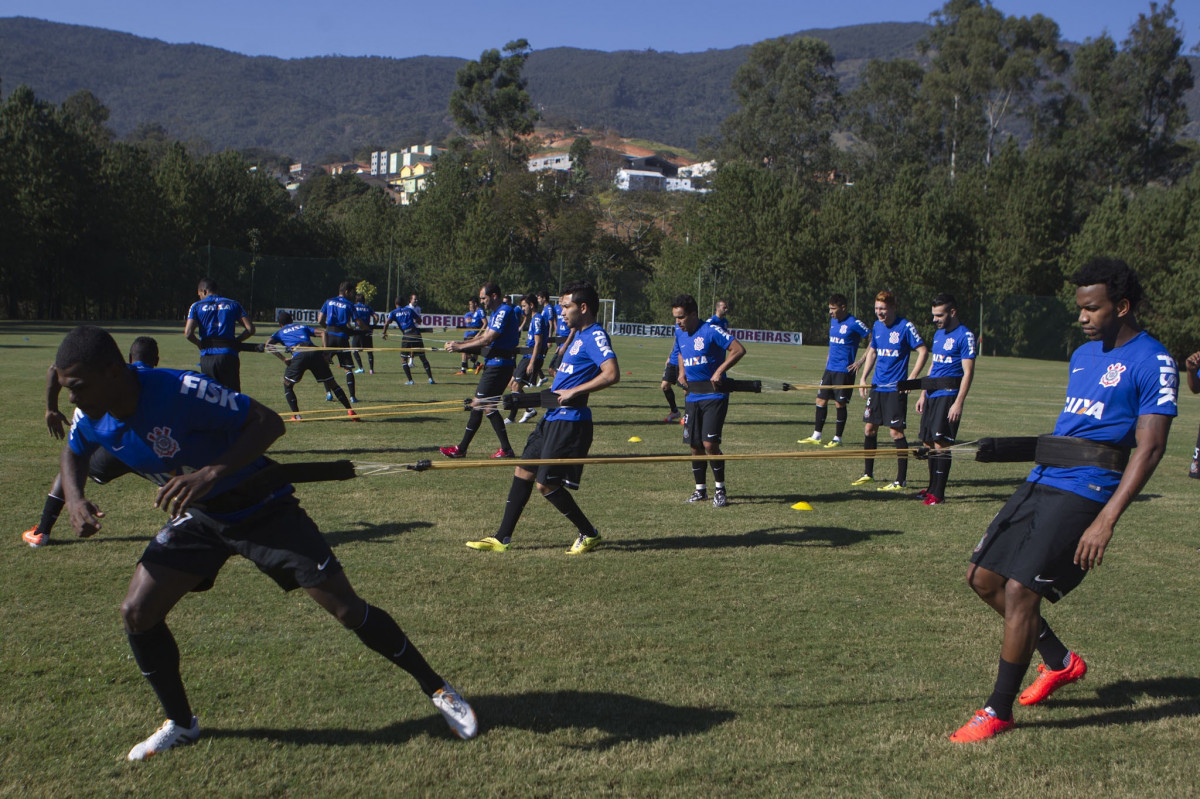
4,0,1195,59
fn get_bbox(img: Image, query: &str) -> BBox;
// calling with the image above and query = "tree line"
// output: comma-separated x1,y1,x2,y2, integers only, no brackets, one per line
3,1,1198,360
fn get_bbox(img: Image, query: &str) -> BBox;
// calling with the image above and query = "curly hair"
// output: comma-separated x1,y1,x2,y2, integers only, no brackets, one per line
1072,257,1143,310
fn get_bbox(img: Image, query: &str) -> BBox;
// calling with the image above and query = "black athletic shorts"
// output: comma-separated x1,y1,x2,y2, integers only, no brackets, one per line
140,494,342,593
816,369,854,404
684,397,729,448
514,356,535,386
199,353,242,393
401,332,426,357
918,394,961,445
475,363,515,405
863,390,908,429
284,350,335,385
970,481,1104,603
326,335,355,370
520,416,594,489
662,363,680,385
88,447,132,484
350,331,374,351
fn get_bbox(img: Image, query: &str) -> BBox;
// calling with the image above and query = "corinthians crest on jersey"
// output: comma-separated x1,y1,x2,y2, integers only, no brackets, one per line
1099,362,1126,387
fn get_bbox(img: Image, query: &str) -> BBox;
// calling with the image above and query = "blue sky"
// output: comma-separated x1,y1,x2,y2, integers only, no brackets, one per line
4,0,1196,59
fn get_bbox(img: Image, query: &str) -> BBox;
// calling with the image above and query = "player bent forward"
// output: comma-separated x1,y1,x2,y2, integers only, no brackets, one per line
466,281,619,554
56,326,476,760
949,258,1176,742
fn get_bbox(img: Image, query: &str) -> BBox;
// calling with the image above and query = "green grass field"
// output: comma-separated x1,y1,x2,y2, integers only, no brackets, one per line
2,321,1199,797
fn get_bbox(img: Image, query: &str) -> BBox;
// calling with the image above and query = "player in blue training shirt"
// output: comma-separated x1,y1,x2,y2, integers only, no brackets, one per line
707,299,730,332
799,294,871,448
534,289,555,385
350,293,376,374
267,311,358,422
22,336,159,548
672,293,747,508
455,297,486,374
184,278,255,393
914,294,976,504
854,291,928,491
659,337,683,423
950,258,1176,743
506,294,547,425
317,281,362,403
53,325,477,760
467,281,620,554
441,282,521,459
382,294,434,385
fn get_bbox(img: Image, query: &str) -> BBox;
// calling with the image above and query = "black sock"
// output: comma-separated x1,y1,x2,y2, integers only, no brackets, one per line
461,360,469,371
863,434,877,477
351,604,443,696
487,411,513,452
711,459,725,485
403,363,413,381
496,476,535,542
985,657,1029,721
664,387,678,414
933,455,952,498
543,486,594,537
813,404,828,434
1035,618,1071,671
284,384,300,413
459,410,482,451
38,493,66,535
127,621,193,725
330,383,352,410
894,436,909,484
367,353,374,370
834,405,847,438
345,371,356,399
421,357,433,379
353,351,363,369
927,455,937,490
691,461,707,489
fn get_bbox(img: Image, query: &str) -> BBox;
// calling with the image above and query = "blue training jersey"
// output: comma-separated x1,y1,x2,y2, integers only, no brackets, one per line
321,296,355,338
554,305,570,338
67,368,289,522
1028,331,1177,502
928,324,976,398
187,295,247,355
870,316,924,392
826,314,870,372
485,302,521,366
387,306,419,333
707,314,729,332
526,312,545,350
675,321,738,402
549,323,617,422
352,302,374,331
463,308,485,339
268,323,317,352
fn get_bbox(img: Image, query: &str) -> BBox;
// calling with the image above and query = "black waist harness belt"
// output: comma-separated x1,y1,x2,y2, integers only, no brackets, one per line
973,435,1130,471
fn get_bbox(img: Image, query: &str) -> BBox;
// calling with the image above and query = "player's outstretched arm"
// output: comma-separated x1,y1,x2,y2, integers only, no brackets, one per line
61,446,104,537
45,365,69,439
1185,351,1200,394
154,399,287,518
1074,413,1172,571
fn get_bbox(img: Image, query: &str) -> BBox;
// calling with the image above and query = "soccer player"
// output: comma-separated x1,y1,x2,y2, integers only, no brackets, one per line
708,299,730,332
534,289,555,385
506,294,546,425
184,278,255,393
54,325,476,760
467,281,619,554
317,281,361,403
1184,349,1200,477
455,297,485,375
659,340,683,424
440,282,521,459
799,294,870,448
852,291,928,491
672,293,747,508
267,311,358,422
950,258,1176,743
914,294,976,505
382,295,434,385
350,292,376,374
22,336,158,548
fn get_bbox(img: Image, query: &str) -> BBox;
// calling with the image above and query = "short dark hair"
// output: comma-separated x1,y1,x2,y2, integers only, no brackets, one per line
536,289,550,302
277,310,294,325
828,293,848,306
339,281,354,295
481,282,501,298
564,280,599,313
671,294,698,316
932,293,957,310
356,293,365,302
56,325,124,371
198,277,218,293
1073,257,1143,310
128,336,159,367
522,292,538,308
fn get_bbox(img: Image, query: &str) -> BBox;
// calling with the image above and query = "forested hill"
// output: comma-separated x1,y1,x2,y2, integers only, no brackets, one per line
0,17,929,159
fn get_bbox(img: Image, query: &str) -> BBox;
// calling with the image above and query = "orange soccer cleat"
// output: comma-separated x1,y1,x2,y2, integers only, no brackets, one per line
1018,652,1087,706
949,707,1014,743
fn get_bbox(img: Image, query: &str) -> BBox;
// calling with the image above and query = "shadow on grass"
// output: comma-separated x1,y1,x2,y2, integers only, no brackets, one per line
325,520,433,546
607,525,903,551
205,690,736,749
1025,676,1200,730
269,446,431,456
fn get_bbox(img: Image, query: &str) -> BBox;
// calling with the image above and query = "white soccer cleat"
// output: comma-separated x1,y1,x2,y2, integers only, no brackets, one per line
127,716,200,761
431,684,478,739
